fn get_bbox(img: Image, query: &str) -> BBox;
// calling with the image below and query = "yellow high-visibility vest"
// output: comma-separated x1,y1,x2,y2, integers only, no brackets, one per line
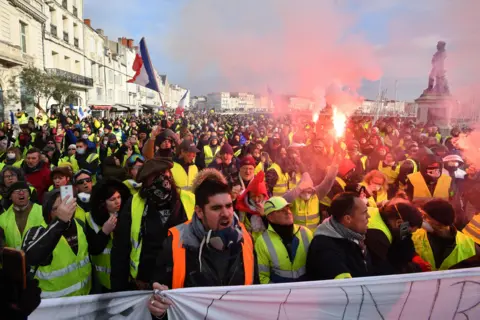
407,172,451,201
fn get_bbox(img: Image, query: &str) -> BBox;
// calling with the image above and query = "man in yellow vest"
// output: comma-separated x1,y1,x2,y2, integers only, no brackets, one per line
365,201,432,274
147,169,257,318
110,158,188,292
406,154,452,204
172,140,200,219
256,196,312,284
200,136,220,168
0,182,44,249
22,189,92,298
413,199,477,271
396,141,421,189
265,147,302,197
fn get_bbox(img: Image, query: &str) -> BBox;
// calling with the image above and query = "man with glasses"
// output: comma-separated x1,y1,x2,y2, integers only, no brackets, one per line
0,181,44,249
73,170,94,223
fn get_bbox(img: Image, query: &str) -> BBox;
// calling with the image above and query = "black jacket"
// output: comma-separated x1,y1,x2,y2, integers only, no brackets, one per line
152,229,260,288
110,195,188,292
307,234,372,280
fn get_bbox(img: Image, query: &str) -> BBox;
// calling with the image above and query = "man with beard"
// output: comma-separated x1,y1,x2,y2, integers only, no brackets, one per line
406,154,452,204
111,158,187,292
347,141,369,179
265,147,302,197
303,138,332,185
147,169,257,318
22,148,52,203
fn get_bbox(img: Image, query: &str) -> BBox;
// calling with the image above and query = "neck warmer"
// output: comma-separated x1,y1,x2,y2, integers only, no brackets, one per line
270,222,294,244
142,173,173,207
315,217,365,242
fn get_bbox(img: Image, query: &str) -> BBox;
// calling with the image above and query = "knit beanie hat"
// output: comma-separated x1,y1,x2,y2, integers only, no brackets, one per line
423,199,455,226
220,143,234,155
240,155,256,168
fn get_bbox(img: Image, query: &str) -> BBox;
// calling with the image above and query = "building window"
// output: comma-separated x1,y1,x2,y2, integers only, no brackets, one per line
20,22,27,53
108,89,113,100
96,88,103,100
109,70,113,84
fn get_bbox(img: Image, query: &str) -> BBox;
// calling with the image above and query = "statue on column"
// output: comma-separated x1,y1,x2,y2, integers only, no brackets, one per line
426,41,450,95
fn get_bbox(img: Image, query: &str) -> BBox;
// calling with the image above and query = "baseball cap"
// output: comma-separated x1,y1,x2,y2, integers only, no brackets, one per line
179,140,200,153
264,197,290,216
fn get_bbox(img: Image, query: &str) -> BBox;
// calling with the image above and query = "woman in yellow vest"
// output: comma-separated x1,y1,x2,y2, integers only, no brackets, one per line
413,199,477,271
361,170,389,208
3,147,22,166
22,189,92,298
123,154,145,195
86,179,131,293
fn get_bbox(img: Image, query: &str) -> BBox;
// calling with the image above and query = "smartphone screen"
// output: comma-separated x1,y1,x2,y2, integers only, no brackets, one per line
60,185,74,201
2,247,27,290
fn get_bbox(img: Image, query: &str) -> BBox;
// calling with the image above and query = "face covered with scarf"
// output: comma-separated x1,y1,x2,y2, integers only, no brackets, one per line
141,172,174,207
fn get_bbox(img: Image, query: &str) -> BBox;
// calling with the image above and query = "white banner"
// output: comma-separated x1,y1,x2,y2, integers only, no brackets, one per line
31,268,480,320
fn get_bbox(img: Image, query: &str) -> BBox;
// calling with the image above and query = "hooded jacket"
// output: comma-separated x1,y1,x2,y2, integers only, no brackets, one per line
236,171,269,215
306,218,372,280
152,214,260,289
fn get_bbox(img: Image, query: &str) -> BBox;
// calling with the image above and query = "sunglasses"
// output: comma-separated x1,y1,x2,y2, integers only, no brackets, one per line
75,178,92,185
128,154,145,165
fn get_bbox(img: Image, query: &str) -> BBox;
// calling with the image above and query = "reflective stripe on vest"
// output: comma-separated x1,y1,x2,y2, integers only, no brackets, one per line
292,196,320,232
86,212,113,289
319,177,346,207
169,221,254,289
463,215,480,245
260,226,310,281
412,229,476,271
36,219,92,298
204,145,219,166
129,194,145,279
0,203,44,250
270,163,299,196
407,172,451,201
367,207,392,243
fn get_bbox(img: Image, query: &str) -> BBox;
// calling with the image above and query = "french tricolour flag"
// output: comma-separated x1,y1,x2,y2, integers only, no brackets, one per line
175,90,189,117
127,38,160,93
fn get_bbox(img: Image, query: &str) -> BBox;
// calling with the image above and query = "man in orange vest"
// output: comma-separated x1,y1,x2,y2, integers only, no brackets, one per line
147,169,258,318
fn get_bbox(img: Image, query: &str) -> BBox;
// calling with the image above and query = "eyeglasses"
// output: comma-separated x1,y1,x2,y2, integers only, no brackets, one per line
75,178,92,185
12,189,29,195
128,154,145,165
4,174,17,179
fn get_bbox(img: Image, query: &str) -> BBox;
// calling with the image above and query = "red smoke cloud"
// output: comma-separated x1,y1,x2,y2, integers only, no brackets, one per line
164,0,382,106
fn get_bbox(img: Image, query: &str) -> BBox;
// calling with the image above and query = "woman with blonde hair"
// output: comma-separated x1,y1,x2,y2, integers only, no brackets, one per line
361,170,389,208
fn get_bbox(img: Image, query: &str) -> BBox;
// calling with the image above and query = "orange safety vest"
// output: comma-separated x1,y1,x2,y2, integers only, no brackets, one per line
169,220,254,289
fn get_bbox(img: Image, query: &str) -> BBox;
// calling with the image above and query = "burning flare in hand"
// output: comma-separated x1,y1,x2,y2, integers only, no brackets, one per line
333,107,346,139
312,112,319,123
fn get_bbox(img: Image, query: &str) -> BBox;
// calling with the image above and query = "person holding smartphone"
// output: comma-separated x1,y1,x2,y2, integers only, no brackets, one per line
22,189,92,298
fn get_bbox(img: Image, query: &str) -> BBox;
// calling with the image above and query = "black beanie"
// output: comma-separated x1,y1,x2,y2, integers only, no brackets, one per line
8,181,30,198
423,199,455,226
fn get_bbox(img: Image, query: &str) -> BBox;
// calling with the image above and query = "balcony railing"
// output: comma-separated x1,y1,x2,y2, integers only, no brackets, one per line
73,6,78,17
62,0,67,10
46,68,94,87
74,38,79,48
63,31,69,42
50,24,57,37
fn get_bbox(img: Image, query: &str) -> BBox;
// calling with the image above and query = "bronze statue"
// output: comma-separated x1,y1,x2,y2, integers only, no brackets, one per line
426,41,450,95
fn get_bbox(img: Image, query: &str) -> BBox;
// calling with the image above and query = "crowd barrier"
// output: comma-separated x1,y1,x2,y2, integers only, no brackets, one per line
30,267,480,319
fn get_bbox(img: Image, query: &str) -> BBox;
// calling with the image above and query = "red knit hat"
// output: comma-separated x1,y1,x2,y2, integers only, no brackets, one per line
240,155,256,168
338,159,356,177
236,171,269,215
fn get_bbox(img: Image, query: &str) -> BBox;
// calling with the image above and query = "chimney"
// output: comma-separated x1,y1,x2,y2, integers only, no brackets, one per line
96,29,104,36
127,39,134,48
84,19,91,27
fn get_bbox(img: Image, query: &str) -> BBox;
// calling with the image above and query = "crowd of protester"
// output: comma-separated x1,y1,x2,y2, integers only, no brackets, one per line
1,106,480,319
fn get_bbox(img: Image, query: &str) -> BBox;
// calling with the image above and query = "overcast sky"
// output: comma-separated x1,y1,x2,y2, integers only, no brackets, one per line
84,0,480,102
